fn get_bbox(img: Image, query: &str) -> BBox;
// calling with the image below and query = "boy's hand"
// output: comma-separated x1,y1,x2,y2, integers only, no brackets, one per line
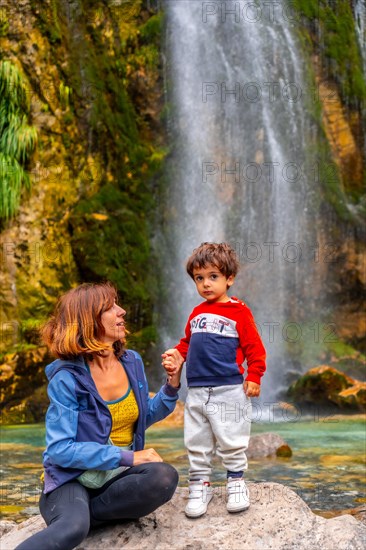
162,349,184,388
161,348,184,375
244,381,261,398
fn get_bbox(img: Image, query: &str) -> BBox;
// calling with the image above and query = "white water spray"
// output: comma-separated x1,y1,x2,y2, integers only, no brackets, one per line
160,1,327,399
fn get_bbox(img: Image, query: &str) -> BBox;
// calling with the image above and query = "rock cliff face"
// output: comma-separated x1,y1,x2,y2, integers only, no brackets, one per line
0,0,169,418
293,1,366,355
0,0,165,362
2,484,366,550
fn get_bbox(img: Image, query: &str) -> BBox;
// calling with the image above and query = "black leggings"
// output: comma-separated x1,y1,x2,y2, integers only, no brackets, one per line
16,463,178,550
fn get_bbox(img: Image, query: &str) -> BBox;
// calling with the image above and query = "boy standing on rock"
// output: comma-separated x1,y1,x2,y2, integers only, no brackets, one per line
163,242,266,518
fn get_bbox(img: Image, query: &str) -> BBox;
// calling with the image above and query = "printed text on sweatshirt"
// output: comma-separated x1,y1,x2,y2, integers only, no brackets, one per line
176,297,266,387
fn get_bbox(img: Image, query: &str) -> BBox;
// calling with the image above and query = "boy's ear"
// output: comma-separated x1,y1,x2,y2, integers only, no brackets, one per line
227,275,235,288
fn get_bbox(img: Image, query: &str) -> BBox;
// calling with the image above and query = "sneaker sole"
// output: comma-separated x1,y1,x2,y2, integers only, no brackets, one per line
227,504,250,513
185,509,208,518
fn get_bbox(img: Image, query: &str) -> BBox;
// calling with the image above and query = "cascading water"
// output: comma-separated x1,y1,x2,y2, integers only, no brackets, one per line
353,0,366,75
160,1,329,401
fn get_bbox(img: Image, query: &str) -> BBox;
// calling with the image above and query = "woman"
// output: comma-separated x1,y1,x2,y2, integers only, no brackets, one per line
17,282,183,550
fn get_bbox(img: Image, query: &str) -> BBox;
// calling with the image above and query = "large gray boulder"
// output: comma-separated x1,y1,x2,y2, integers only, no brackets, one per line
2,483,365,549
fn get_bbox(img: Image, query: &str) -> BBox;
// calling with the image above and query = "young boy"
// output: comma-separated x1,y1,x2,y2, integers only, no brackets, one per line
163,242,266,518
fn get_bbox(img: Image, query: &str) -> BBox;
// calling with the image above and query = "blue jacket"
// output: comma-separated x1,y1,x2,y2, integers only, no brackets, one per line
42,350,179,494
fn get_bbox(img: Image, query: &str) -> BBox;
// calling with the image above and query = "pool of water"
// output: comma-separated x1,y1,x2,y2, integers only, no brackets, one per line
1,417,365,521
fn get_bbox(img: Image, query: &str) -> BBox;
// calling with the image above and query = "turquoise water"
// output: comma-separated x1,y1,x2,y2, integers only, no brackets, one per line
1,417,365,521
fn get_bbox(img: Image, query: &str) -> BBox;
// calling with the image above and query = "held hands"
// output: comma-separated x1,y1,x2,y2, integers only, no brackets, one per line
161,348,184,388
244,381,261,398
133,448,163,466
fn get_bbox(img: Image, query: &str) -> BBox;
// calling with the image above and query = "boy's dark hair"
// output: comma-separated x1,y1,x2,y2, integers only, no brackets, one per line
186,242,240,279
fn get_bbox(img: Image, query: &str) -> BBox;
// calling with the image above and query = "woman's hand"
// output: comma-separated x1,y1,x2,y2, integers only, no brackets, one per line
132,448,163,465
162,348,184,388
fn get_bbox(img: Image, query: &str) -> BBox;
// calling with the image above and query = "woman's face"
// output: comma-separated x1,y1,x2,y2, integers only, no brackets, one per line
100,302,126,343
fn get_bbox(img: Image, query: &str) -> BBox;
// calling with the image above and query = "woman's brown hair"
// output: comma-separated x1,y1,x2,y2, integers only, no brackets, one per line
41,282,125,359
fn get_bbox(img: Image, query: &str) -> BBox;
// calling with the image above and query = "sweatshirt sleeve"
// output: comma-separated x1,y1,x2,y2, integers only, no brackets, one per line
175,315,192,359
45,372,133,469
238,306,266,385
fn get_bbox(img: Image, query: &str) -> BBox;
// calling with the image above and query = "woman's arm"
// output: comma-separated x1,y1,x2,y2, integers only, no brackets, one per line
130,351,182,429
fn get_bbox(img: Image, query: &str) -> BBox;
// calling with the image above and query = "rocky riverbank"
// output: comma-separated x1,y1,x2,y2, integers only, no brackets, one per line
288,366,366,412
1,483,365,550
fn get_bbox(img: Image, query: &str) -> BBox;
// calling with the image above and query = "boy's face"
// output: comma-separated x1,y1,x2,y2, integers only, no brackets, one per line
192,264,234,303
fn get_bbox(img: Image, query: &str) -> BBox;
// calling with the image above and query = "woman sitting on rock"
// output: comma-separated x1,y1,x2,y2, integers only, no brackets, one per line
17,282,183,550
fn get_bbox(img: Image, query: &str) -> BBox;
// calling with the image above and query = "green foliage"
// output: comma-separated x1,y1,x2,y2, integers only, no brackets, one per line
127,324,158,355
59,82,72,110
0,154,31,220
293,0,366,107
139,13,163,42
313,142,353,221
30,0,61,43
0,61,29,111
326,340,365,360
321,2,366,106
69,182,157,340
70,185,151,289
291,0,319,19
1,114,37,163
62,132,71,149
291,1,365,220
0,10,9,37
3,0,165,359
0,61,37,220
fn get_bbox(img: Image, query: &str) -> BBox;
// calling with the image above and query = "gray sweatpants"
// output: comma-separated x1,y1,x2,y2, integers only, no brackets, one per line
184,384,252,481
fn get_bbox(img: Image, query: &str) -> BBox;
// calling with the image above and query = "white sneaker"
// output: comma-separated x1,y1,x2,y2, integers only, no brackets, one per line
226,477,250,513
185,480,213,518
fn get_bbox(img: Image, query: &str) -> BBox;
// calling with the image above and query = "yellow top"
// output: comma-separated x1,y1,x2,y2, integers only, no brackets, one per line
107,386,139,447
40,381,138,482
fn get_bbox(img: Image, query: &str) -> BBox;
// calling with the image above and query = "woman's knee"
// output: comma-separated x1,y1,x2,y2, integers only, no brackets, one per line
61,517,90,548
148,463,179,499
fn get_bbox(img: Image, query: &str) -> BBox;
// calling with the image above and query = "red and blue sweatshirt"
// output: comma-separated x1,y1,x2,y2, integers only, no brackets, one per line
176,297,266,387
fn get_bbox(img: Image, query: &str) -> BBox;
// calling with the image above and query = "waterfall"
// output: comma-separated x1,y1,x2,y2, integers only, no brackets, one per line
353,0,366,75
160,1,326,401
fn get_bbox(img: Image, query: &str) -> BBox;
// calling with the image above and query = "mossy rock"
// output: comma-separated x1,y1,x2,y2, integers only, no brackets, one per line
0,347,50,424
276,445,293,458
287,365,366,412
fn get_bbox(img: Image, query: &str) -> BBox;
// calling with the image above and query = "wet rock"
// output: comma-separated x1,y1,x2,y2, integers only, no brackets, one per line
2,483,365,549
288,366,366,412
317,505,366,526
247,432,292,459
0,348,50,424
316,79,364,191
